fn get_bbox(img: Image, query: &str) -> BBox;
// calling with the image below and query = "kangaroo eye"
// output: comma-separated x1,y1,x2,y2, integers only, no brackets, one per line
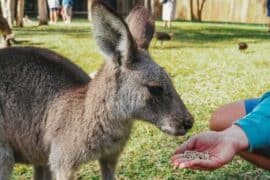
147,86,163,96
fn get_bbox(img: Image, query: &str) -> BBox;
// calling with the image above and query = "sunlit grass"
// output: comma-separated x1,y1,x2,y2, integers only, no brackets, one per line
11,19,270,179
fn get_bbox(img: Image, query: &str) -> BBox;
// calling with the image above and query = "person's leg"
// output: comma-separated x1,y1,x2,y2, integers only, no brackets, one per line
54,8,58,23
67,6,72,22
164,21,168,28
210,99,270,170
168,21,172,28
49,9,53,24
60,7,65,21
52,9,56,23
63,6,67,23
64,6,71,23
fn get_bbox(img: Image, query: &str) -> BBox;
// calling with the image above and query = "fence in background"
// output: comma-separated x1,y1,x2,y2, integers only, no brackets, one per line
175,0,268,24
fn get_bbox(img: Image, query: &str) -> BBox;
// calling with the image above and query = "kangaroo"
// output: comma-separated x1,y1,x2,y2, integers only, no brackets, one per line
0,1,193,180
126,6,155,50
154,31,174,47
0,14,13,47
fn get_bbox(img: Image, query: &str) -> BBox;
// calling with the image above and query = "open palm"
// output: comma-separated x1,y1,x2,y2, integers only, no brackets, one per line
171,126,248,170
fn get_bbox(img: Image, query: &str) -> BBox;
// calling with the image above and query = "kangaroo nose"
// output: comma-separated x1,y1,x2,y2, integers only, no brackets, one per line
183,114,194,130
184,120,193,130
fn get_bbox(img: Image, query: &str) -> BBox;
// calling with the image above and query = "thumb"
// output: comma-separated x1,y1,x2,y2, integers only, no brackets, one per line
174,137,196,155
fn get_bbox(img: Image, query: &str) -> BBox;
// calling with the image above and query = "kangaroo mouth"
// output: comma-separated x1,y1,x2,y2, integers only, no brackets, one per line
160,126,187,136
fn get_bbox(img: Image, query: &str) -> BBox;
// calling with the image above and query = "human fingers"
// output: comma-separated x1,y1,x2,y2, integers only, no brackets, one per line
171,157,189,168
174,137,196,155
174,159,218,170
171,153,185,162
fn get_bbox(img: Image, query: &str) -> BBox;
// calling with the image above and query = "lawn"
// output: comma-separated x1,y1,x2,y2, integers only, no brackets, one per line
10,19,270,179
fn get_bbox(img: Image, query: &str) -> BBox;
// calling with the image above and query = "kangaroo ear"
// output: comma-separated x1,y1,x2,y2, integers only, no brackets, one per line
126,6,155,50
91,0,137,66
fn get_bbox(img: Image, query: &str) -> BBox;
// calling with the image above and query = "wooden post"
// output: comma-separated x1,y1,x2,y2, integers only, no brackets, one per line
16,0,24,27
1,0,15,27
38,0,48,25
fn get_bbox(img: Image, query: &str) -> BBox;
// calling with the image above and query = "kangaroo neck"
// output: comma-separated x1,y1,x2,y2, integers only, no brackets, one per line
85,66,132,124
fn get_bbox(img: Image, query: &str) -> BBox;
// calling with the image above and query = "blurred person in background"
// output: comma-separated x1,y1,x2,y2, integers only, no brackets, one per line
48,0,60,24
160,0,176,28
62,0,73,24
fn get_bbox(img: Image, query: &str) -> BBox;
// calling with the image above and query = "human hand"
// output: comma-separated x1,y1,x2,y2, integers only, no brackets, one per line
171,125,249,170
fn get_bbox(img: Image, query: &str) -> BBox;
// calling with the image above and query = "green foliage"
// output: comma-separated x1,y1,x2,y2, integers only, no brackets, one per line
10,20,270,179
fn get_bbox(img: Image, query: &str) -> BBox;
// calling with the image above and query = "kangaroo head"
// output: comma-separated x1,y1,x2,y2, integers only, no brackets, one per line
91,0,193,136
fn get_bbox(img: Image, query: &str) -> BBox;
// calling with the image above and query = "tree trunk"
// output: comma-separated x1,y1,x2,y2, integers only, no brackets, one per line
38,0,48,25
190,0,195,20
197,0,206,21
0,0,6,18
16,0,24,27
9,0,15,26
144,0,155,16
144,0,150,10
1,0,15,27
150,0,155,15
0,12,11,34
88,0,91,21
0,4,12,47
190,0,206,21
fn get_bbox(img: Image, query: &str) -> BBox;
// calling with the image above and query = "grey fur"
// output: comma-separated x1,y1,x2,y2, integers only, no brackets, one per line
0,1,193,180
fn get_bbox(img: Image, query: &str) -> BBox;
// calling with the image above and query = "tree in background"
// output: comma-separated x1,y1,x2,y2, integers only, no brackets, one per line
144,0,155,15
1,0,24,27
38,0,48,25
1,0,15,27
16,0,24,27
0,3,13,47
190,0,207,21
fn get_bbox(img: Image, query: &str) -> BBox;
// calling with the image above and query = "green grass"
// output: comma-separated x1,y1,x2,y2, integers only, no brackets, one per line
10,19,270,179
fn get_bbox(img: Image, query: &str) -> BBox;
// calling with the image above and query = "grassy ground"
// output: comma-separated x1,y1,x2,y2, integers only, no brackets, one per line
9,19,270,179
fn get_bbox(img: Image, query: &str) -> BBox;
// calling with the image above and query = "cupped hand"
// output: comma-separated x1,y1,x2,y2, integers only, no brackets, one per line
171,125,249,170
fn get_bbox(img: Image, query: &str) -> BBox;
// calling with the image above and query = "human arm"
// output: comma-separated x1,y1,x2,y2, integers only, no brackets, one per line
172,92,270,170
235,93,270,151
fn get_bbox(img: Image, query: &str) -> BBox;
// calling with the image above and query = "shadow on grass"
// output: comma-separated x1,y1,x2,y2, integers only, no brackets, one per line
152,45,182,50
14,40,44,46
12,21,270,49
14,25,91,39
157,23,270,48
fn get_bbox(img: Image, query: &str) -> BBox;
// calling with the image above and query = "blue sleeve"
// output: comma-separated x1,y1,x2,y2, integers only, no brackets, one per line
235,92,270,152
